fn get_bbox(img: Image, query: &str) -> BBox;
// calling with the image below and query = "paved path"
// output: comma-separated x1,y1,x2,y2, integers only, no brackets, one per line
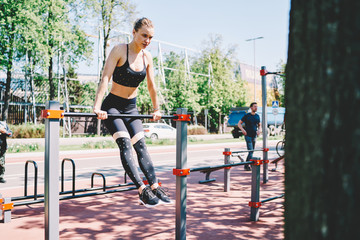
0,140,284,240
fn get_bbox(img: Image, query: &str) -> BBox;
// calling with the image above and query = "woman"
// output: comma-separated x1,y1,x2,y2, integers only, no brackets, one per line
93,17,170,207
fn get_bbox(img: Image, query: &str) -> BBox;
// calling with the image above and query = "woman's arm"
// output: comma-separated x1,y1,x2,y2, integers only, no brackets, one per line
145,51,161,121
93,45,122,119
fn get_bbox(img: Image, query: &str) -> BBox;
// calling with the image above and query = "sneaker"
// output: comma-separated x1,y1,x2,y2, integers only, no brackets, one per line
153,186,172,204
0,178,6,183
139,186,160,207
244,165,251,171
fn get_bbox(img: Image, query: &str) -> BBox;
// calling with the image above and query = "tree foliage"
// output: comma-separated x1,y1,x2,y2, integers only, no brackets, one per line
192,35,248,131
84,0,136,77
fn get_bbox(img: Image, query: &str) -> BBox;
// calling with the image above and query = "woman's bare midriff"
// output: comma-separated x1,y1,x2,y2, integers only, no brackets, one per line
110,81,138,99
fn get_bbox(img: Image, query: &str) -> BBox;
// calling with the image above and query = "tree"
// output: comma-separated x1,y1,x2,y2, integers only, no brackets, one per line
44,0,92,100
285,1,360,239
85,0,136,78
0,0,26,121
193,34,248,132
161,52,201,113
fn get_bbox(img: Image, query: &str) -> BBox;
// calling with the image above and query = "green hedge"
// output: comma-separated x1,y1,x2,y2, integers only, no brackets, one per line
8,123,45,138
188,125,207,135
8,123,64,138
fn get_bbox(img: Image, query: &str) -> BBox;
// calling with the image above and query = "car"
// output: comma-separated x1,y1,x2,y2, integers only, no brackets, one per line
143,123,176,140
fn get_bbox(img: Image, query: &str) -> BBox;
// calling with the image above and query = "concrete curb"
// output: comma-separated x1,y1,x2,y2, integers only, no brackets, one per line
7,134,235,147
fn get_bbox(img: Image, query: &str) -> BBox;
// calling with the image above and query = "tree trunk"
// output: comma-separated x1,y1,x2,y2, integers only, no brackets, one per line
2,29,15,122
2,65,12,122
285,1,360,239
48,2,55,100
48,55,54,100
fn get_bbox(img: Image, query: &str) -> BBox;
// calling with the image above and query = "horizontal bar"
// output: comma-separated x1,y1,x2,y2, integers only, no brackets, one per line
62,112,178,120
261,194,285,204
13,186,137,206
231,149,265,154
190,161,253,172
12,183,135,201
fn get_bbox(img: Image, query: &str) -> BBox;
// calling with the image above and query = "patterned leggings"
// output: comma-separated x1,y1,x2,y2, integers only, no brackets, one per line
101,93,157,189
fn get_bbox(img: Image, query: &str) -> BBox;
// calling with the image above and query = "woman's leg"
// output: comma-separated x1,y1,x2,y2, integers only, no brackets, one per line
133,137,158,186
126,118,171,203
101,95,159,206
127,118,158,187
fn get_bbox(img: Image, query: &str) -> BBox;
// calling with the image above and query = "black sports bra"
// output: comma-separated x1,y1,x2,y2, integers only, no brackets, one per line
112,44,147,87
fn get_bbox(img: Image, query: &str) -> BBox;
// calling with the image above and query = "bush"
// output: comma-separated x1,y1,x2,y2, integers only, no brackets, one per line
187,125,207,135
9,123,45,138
7,143,40,153
82,140,117,149
145,138,175,145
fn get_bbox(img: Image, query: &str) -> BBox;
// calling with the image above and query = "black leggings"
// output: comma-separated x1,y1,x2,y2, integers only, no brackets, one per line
101,93,157,188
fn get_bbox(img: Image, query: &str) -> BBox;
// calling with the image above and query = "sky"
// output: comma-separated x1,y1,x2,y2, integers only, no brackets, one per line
78,0,290,75
132,0,290,70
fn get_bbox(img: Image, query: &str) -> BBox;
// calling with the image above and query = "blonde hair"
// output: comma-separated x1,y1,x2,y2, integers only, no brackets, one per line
134,17,154,31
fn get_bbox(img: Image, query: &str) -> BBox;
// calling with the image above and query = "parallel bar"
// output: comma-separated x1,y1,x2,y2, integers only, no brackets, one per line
12,183,136,202
14,186,136,207
190,161,253,172
261,66,269,183
261,194,285,203
44,101,60,240
231,149,265,154
175,108,188,240
63,112,178,119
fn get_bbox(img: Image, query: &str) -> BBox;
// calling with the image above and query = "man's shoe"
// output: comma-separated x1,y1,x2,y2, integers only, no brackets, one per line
153,186,172,204
244,165,251,171
0,178,6,183
139,186,160,207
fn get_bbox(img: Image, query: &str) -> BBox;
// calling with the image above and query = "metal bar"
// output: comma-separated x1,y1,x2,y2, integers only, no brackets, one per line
224,148,231,192
261,194,285,203
12,183,135,202
190,161,253,172
62,112,178,119
231,149,265,154
91,173,106,192
175,108,188,240
261,66,269,183
44,101,60,240
13,186,137,207
250,159,261,221
198,171,216,184
25,160,38,199
61,158,76,196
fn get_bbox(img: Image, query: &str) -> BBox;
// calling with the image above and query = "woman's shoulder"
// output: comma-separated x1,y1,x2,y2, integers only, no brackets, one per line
111,43,127,55
143,49,153,60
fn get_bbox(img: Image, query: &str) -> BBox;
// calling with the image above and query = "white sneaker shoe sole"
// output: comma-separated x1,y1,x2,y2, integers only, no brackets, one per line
138,199,161,208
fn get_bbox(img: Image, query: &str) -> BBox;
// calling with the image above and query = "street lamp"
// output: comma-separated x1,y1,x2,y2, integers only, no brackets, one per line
245,36,264,102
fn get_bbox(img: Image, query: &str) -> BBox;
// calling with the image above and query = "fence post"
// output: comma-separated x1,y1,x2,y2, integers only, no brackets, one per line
261,66,269,183
175,108,188,240
250,158,261,221
224,148,231,192
44,101,61,240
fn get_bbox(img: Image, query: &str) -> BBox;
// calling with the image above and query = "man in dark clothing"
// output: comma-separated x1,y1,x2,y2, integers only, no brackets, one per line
0,121,12,183
238,102,261,171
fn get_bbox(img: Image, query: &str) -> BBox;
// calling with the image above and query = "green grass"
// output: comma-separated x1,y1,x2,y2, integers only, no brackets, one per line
7,135,284,153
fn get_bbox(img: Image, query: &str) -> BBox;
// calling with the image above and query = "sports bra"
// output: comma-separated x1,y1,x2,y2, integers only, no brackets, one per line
112,44,147,87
